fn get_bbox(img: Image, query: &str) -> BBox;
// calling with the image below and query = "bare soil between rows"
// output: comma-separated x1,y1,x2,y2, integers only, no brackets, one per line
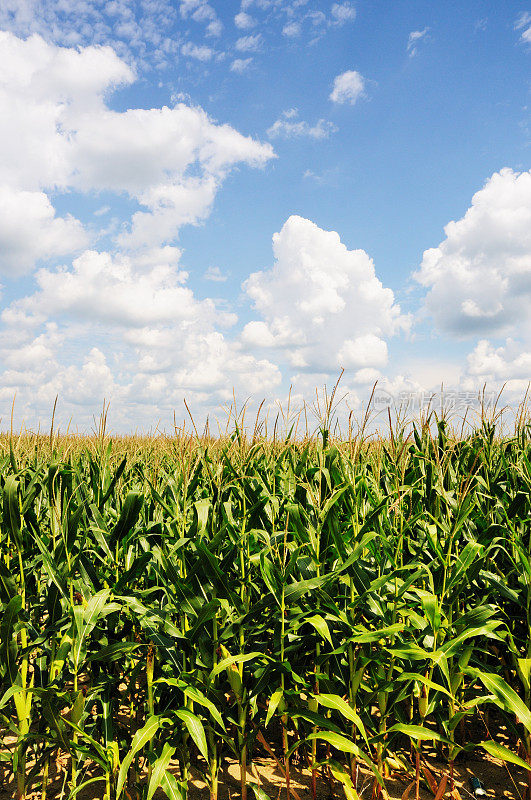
0,751,526,800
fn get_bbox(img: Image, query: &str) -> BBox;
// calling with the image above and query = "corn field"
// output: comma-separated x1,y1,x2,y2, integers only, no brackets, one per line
2,411,531,800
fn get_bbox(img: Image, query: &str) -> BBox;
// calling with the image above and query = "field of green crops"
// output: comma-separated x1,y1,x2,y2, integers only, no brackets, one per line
2,414,531,800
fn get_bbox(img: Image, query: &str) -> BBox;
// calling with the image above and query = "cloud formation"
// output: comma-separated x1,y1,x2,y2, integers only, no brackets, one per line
0,31,280,427
242,215,410,379
407,27,429,56
330,70,365,104
415,168,531,337
0,187,88,275
267,109,337,139
0,31,274,255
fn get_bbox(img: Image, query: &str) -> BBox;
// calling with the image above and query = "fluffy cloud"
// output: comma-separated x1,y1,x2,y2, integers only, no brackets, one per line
330,3,356,24
466,339,531,383
0,31,134,191
11,249,204,328
0,31,274,254
179,0,223,37
330,70,365,105
0,0,182,65
282,22,301,37
415,169,531,337
459,338,531,404
0,187,87,275
0,30,283,427
242,215,410,375
181,41,214,60
267,109,337,140
234,12,256,29
0,245,282,425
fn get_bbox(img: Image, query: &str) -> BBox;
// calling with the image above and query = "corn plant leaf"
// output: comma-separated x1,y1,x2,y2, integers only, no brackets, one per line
160,769,185,800
66,777,106,799
0,560,17,602
265,688,283,727
479,741,531,771
387,724,451,743
307,733,383,784
316,694,368,744
284,575,329,604
329,762,361,800
0,595,22,683
440,623,502,657
110,491,144,547
73,589,112,666
249,782,272,800
0,684,24,711
347,623,404,644
305,614,332,644
116,715,162,798
147,743,176,800
174,708,209,762
209,651,264,682
3,476,22,550
306,730,361,756
396,672,453,699
518,659,531,694
182,684,225,731
467,669,531,735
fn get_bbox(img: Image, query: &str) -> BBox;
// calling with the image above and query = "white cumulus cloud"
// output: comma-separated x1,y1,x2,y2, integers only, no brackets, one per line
330,70,365,105
0,186,88,275
415,168,531,337
242,215,410,374
0,31,275,256
234,11,256,29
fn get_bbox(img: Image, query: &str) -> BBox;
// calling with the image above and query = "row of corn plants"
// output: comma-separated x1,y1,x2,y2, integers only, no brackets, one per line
2,412,531,799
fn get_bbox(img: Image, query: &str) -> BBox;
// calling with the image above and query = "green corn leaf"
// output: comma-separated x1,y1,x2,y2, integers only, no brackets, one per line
174,708,209,762
249,782,272,800
161,770,186,800
147,743,176,800
306,614,332,644
306,732,382,784
467,669,531,735
306,730,359,755
116,715,161,799
209,651,263,683
479,741,531,771
265,688,284,727
316,693,368,744
387,724,451,743
182,685,225,731
0,561,17,602
110,491,144,547
67,777,106,799
329,762,361,800
73,589,111,666
0,595,22,683
3,476,22,550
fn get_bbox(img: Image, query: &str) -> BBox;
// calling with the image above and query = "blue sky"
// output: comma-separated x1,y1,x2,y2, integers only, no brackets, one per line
0,0,530,431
